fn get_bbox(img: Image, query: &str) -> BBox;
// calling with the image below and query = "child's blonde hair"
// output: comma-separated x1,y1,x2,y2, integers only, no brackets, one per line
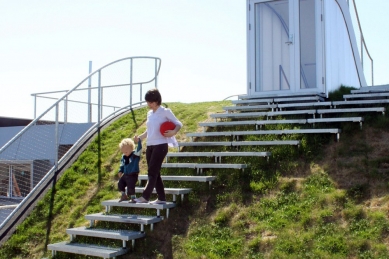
119,138,135,150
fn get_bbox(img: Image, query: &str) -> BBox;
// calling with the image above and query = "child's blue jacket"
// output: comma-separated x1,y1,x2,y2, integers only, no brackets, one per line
119,141,142,174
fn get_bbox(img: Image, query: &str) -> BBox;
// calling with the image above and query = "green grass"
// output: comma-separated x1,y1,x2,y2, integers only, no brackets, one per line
1,100,389,259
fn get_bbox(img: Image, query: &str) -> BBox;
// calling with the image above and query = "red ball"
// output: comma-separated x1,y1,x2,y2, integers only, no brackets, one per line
160,121,175,136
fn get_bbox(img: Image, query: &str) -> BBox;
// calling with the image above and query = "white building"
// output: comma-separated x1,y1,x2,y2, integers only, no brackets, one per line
245,0,369,98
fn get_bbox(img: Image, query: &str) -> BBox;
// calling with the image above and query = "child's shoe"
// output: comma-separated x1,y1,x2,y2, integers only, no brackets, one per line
128,195,137,203
119,193,128,202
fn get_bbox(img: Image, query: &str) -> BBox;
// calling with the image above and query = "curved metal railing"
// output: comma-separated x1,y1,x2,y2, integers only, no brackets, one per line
347,0,374,86
0,56,161,244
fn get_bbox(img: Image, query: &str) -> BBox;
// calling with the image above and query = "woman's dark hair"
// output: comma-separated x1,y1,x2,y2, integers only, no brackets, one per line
145,88,162,105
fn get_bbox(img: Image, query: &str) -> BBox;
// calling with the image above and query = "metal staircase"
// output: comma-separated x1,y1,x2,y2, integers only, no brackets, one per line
47,85,389,258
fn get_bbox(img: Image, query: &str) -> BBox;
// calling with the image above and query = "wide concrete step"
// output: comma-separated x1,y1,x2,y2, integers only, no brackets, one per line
48,241,128,258
67,227,145,241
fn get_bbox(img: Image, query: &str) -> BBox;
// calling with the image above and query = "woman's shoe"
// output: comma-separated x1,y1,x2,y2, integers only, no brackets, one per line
149,199,166,205
134,197,148,203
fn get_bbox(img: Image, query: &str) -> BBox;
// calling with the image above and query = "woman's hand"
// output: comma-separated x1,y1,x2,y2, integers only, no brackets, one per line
163,129,179,137
163,125,181,137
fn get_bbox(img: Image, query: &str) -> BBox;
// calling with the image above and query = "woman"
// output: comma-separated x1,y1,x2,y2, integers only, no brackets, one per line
134,88,182,204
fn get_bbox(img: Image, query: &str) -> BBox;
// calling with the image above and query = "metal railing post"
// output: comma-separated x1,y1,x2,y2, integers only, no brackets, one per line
140,83,143,102
155,58,158,89
130,58,133,106
351,0,374,86
361,37,364,69
55,103,59,167
8,166,12,198
33,95,37,119
64,96,68,123
88,61,92,123
97,70,102,125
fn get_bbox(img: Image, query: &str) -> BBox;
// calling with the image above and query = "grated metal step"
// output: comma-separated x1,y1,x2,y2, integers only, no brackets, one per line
48,241,128,258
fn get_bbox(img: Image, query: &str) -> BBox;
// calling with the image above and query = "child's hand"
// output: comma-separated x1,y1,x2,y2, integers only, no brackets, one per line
118,172,123,178
134,135,140,143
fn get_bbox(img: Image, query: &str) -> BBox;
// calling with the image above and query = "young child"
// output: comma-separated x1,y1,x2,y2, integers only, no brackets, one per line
117,136,142,203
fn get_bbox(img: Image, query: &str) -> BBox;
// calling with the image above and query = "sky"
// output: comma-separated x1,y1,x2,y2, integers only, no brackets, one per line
0,0,388,119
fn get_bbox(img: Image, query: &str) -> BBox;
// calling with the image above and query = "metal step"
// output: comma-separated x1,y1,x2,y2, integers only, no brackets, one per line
138,175,216,189
210,109,316,120
162,163,247,173
350,85,389,94
101,200,176,218
332,99,389,107
178,140,300,147
343,92,389,100
317,107,385,116
66,227,145,249
237,92,325,100
277,101,332,110
135,187,192,203
311,117,363,130
186,129,340,139
256,119,307,126
210,111,268,120
223,104,277,112
198,119,307,131
48,241,128,258
85,213,163,232
232,98,274,105
273,96,325,103
162,163,247,168
166,151,271,159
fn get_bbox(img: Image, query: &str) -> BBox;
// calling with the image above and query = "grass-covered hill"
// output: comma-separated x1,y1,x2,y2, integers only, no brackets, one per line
1,99,389,259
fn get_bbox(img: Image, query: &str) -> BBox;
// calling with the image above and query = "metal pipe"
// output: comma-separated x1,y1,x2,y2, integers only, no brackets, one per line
98,70,102,124
140,83,142,102
88,61,92,123
130,58,133,106
33,95,37,119
64,96,68,123
155,58,158,88
55,103,59,167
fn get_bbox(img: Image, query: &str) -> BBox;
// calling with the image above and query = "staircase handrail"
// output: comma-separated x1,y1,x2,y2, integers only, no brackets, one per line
0,56,160,244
